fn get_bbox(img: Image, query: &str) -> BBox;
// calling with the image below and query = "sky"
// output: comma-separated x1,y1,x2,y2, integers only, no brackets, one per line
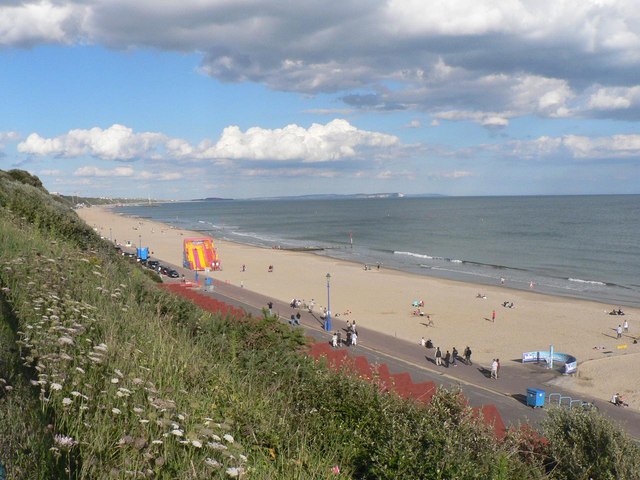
1,0,639,199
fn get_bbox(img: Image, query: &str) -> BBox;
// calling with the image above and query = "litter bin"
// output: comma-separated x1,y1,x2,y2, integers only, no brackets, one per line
527,388,545,408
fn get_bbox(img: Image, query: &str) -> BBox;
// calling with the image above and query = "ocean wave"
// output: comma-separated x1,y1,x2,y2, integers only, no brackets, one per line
568,278,606,286
394,251,441,260
449,259,462,263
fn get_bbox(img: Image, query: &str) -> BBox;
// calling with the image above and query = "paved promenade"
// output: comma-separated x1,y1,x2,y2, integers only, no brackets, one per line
159,263,640,439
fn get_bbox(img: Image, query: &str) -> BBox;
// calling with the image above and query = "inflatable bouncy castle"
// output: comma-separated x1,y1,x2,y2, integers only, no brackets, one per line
183,238,221,271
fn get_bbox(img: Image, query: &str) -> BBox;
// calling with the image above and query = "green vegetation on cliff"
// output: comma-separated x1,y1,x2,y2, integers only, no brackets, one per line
0,170,638,479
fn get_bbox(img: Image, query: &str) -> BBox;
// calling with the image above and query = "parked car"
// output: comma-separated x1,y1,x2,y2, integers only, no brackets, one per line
167,269,180,278
147,260,159,270
159,266,170,276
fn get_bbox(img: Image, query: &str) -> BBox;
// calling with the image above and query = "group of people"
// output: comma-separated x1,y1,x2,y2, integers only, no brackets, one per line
289,312,302,326
502,301,515,308
609,307,625,315
331,321,358,347
426,343,472,368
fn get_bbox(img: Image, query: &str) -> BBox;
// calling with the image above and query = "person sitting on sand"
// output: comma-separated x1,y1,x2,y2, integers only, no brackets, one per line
476,293,487,299
611,393,628,407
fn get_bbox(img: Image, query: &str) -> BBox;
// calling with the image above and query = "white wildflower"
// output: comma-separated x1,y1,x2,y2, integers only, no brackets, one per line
223,434,234,444
75,367,85,374
204,457,221,468
207,442,227,450
191,440,203,448
226,467,243,477
112,408,121,415
133,407,144,414
58,336,74,346
171,429,184,437
62,397,73,406
110,378,119,384
54,434,77,449
139,419,150,424
50,383,63,391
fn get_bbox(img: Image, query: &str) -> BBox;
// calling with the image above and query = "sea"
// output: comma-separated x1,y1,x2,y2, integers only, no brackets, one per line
115,195,640,308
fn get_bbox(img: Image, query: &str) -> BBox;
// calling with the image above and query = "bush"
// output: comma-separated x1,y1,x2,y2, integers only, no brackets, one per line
542,406,640,479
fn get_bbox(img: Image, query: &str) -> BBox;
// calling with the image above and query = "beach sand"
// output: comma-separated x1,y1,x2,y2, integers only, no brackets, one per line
78,206,640,410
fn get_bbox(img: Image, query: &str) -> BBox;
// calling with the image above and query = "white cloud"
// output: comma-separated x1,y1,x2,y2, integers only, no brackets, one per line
18,120,400,164
430,170,473,179
18,124,173,161
587,85,640,110
509,134,640,160
434,110,511,129
198,119,399,162
0,131,20,149
74,166,135,177
2,1,640,122
71,165,184,181
0,1,87,47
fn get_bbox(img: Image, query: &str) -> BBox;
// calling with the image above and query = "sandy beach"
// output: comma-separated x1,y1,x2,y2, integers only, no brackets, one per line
78,205,640,410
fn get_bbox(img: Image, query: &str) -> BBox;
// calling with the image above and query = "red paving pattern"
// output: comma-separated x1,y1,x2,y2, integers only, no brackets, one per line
308,342,506,439
159,283,246,319
160,283,506,439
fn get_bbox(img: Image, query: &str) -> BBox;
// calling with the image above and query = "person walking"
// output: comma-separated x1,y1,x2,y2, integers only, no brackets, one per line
267,301,273,315
435,347,442,366
444,350,451,368
492,310,496,322
617,324,623,339
623,319,629,333
491,359,498,379
496,358,501,378
452,347,459,366
351,331,358,347
331,332,338,348
420,336,426,347
464,346,472,365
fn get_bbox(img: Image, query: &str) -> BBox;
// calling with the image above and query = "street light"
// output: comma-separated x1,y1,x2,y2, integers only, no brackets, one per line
325,273,332,331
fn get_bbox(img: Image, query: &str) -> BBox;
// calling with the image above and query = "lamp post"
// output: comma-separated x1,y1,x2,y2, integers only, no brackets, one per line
325,273,332,331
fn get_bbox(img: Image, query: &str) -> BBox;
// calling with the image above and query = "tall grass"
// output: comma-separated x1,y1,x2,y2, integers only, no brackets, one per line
1,170,639,479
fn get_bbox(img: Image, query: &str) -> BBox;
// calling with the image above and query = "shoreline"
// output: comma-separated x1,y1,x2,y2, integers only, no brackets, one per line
77,205,640,410
116,200,640,310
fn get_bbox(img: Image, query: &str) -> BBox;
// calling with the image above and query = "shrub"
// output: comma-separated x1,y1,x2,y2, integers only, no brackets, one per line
542,406,640,479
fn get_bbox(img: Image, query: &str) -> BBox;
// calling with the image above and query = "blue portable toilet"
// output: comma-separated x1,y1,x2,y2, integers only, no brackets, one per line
527,388,545,408
137,247,149,261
